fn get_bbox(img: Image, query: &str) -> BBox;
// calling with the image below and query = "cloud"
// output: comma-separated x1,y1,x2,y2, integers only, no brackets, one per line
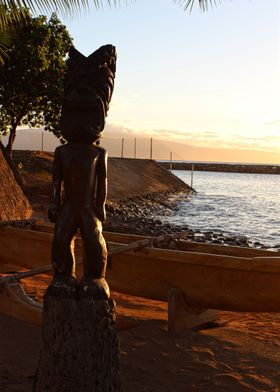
261,119,280,127
110,93,140,111
105,122,280,153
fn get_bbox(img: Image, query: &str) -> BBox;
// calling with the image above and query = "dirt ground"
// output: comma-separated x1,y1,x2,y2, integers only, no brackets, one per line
1,292,280,391
1,259,280,391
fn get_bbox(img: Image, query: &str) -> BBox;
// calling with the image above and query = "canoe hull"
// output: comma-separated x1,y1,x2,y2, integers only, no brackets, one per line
108,248,280,312
1,226,280,312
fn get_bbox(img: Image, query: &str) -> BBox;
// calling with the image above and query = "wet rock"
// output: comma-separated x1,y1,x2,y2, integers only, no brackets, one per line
224,240,236,246
205,232,213,240
103,190,271,251
224,236,234,242
254,241,262,246
212,239,223,244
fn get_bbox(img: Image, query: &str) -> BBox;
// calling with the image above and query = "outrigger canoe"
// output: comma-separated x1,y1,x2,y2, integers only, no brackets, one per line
0,223,280,327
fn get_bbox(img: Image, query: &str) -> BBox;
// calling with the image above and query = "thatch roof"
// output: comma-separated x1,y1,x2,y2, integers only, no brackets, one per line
0,149,32,220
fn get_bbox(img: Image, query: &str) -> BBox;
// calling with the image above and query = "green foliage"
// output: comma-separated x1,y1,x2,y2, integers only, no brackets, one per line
0,12,72,150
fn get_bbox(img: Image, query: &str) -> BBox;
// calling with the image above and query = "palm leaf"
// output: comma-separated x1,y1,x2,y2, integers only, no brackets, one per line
0,27,14,64
0,1,131,28
0,0,224,28
174,0,221,12
0,0,227,65
0,1,125,18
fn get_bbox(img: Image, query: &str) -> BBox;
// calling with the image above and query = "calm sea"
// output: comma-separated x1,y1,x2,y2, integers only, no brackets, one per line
162,170,280,248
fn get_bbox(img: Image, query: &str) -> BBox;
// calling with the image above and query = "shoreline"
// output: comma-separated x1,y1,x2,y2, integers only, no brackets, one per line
11,149,279,250
105,191,280,251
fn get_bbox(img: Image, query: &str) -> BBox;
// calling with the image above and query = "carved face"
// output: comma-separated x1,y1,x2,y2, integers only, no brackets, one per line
61,45,117,144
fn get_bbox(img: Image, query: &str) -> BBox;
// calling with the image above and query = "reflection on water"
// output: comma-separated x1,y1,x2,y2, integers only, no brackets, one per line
161,170,280,247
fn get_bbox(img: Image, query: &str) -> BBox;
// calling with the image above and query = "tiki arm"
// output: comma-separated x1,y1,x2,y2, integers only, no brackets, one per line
95,148,108,222
48,147,63,223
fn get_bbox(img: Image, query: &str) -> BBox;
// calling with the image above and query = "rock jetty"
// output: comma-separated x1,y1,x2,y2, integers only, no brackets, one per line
159,161,280,175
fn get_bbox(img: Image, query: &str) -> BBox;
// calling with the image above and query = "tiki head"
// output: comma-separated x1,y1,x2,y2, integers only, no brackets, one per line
61,44,117,144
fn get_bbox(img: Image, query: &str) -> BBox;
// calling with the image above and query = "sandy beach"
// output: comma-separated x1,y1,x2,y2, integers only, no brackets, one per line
0,275,280,391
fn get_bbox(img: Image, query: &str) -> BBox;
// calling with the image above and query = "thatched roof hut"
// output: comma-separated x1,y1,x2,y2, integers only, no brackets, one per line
0,149,32,220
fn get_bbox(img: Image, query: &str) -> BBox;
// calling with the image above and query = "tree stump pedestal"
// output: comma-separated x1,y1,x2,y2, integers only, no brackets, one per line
33,293,122,392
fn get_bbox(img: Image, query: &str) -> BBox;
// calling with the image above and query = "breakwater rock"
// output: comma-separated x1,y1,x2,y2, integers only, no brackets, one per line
159,161,280,175
104,191,277,251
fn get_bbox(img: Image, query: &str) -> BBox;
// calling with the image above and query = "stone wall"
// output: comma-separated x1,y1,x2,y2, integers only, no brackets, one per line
107,158,192,201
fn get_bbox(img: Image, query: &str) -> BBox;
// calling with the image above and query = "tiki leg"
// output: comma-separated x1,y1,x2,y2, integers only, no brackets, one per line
51,207,77,278
79,213,109,299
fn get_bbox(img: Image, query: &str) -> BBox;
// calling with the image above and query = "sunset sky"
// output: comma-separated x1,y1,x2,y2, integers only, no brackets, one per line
58,0,280,163
8,0,280,163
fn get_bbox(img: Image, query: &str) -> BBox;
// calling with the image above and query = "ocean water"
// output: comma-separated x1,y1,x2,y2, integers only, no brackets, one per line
162,170,280,247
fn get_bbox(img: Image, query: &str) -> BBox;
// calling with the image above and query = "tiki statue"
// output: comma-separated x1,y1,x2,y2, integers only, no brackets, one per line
48,45,117,299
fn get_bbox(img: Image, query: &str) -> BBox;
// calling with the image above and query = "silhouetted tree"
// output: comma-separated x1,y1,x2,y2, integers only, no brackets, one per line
0,13,72,155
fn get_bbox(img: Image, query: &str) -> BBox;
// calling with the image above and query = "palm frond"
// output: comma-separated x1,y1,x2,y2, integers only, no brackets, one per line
0,1,132,23
0,0,226,65
174,0,221,12
0,27,15,65
0,1,89,20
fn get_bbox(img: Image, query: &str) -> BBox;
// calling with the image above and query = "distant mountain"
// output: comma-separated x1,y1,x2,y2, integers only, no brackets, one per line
4,127,279,165
101,136,280,165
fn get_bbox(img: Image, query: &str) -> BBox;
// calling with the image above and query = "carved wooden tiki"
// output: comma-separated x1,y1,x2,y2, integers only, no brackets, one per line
48,45,117,299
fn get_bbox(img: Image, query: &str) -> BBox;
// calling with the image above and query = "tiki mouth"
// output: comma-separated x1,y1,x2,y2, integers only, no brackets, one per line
60,98,105,143
63,102,99,111
63,95,98,107
63,93,105,111
67,103,90,108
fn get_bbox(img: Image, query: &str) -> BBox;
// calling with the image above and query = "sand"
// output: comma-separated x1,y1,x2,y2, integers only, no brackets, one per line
0,276,279,391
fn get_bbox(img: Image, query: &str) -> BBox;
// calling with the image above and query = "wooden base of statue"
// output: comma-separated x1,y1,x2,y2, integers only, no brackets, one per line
33,292,122,392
